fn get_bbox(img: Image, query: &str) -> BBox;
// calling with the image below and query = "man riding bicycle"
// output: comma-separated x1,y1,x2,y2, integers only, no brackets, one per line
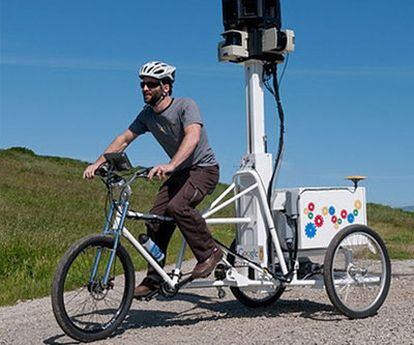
83,61,222,297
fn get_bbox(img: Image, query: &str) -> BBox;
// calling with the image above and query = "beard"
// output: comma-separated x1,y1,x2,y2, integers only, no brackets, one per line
143,90,164,107
143,92,153,104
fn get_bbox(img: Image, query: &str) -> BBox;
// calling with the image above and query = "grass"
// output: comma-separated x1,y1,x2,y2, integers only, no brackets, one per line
0,147,413,306
367,203,414,259
0,147,234,306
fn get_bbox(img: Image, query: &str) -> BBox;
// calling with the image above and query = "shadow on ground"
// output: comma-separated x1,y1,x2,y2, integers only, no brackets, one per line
44,292,340,344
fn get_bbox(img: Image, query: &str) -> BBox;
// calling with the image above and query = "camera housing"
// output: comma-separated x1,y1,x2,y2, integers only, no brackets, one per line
262,28,295,54
218,30,249,62
222,0,281,31
218,0,294,63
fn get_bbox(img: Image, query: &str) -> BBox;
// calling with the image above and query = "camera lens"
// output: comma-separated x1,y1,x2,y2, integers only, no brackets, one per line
225,32,242,46
276,31,287,51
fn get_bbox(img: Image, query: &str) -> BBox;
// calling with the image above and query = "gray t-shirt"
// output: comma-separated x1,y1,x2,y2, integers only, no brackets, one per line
129,98,218,170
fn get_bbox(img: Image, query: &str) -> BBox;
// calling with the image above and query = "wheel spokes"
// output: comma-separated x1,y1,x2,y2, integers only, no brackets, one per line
63,244,126,331
332,233,386,312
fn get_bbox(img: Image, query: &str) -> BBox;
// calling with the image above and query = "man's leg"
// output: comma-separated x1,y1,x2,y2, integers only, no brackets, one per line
165,166,221,277
135,174,187,296
145,182,176,282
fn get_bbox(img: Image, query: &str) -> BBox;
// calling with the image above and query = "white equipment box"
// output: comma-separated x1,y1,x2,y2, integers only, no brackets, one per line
273,187,367,250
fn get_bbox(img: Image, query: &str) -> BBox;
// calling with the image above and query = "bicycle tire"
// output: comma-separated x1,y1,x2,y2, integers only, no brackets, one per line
323,225,391,318
51,235,135,342
227,240,285,308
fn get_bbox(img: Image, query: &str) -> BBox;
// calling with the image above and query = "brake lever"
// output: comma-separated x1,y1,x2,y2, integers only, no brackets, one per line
136,167,153,179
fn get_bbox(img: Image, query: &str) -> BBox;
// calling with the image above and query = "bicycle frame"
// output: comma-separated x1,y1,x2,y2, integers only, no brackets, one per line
92,166,290,292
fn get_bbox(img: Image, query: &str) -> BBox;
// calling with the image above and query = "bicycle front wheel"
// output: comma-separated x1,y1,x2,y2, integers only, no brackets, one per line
324,225,391,319
51,235,135,342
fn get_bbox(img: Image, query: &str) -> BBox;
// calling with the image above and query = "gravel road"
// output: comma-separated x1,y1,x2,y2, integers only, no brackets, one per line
1,260,413,345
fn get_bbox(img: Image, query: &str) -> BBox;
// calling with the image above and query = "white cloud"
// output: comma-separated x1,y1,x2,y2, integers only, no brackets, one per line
2,55,413,80
289,67,414,78
0,55,136,71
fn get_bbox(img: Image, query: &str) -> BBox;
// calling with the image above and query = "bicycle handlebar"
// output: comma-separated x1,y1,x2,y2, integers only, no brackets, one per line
96,162,175,206
96,163,173,191
95,163,153,180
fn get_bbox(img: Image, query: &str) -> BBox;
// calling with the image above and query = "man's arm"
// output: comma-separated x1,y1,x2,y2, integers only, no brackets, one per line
148,124,201,180
83,129,138,179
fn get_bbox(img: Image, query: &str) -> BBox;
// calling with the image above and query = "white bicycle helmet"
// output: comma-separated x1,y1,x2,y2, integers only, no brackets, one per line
139,61,176,82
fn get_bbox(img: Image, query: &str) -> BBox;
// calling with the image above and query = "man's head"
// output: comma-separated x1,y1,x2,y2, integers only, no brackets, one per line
139,61,176,107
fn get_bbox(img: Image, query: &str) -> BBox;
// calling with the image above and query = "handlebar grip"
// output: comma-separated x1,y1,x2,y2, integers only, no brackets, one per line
137,167,173,178
95,165,109,177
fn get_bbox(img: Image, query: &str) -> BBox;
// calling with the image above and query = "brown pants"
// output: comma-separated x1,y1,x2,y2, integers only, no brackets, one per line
146,165,219,281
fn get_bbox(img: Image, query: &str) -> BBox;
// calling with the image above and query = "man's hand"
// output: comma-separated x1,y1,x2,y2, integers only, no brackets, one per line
148,163,175,180
83,162,103,179
83,130,138,180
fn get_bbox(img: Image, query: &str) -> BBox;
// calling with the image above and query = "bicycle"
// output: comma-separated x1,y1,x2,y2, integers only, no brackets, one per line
51,152,391,342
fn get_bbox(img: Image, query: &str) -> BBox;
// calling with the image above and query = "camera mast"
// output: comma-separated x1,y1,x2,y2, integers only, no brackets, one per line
218,0,294,187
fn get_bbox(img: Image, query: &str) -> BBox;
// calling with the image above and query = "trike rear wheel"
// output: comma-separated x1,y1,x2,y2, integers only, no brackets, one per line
323,225,391,318
227,240,285,308
51,235,135,342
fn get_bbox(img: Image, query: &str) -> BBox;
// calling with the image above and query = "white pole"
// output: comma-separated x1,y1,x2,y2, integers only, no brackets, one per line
245,60,266,155
243,60,273,187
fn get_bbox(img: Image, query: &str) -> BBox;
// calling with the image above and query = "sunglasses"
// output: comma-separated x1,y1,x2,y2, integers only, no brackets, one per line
140,81,161,89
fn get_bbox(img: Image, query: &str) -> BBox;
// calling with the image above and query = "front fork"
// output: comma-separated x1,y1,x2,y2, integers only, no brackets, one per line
89,201,129,287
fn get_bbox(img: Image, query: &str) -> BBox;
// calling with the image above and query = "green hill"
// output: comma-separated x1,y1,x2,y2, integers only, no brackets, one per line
0,147,413,306
0,147,234,306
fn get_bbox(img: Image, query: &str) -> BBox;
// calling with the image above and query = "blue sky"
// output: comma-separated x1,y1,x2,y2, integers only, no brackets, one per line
1,0,413,207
